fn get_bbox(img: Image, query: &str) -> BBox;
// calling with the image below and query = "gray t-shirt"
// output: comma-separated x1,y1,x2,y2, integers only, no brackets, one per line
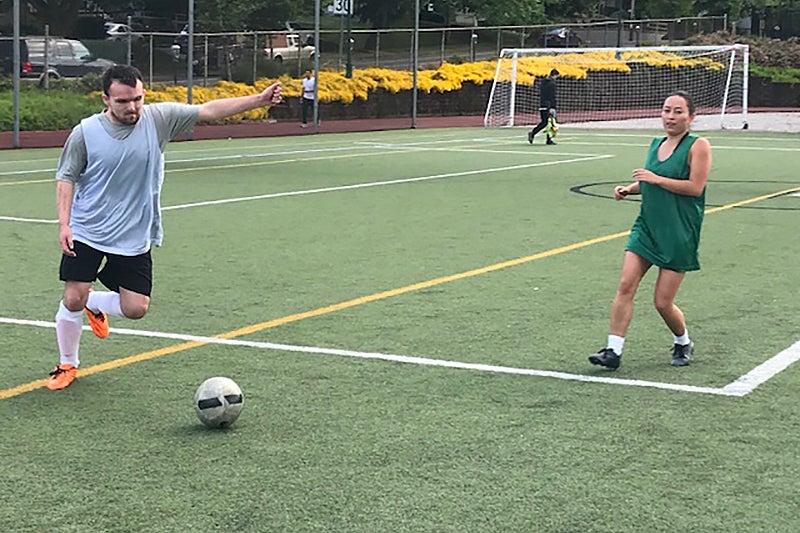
56,102,198,183
56,103,198,255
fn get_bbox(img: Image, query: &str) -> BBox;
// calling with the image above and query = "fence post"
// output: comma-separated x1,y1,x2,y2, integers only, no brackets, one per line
127,15,133,65
252,31,258,84
376,29,381,67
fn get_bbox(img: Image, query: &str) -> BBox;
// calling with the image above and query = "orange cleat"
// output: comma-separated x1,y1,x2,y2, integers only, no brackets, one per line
47,364,77,390
84,307,109,338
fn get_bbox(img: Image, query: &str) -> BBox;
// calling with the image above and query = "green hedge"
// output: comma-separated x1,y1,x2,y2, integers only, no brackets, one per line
749,65,800,83
0,88,101,131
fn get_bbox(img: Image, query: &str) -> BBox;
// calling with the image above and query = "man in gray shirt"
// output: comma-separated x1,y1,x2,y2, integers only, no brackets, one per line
49,64,282,391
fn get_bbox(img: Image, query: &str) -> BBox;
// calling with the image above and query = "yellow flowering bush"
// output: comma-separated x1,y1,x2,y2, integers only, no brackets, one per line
140,50,724,120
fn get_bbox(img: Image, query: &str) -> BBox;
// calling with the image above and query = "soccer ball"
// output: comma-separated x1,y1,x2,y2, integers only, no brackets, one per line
194,377,245,429
544,116,558,139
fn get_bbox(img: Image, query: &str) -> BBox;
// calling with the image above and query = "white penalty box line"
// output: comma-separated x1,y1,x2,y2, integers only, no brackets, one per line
2,317,797,398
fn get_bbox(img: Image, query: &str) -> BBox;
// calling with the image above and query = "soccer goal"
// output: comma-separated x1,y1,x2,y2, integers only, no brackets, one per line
484,44,749,130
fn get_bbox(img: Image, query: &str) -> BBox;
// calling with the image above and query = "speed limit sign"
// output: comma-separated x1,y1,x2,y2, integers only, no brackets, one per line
332,0,351,15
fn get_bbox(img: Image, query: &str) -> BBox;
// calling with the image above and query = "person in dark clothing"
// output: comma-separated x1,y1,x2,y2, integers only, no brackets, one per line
528,68,559,145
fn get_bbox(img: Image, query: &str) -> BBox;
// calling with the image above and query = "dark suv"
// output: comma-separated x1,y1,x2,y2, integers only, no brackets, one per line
25,36,114,79
0,37,33,77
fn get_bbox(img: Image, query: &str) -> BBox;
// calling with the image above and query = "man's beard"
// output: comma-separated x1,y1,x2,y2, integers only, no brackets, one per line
111,108,140,125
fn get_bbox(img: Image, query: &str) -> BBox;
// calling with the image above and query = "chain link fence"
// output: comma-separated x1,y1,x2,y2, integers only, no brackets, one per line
77,16,727,87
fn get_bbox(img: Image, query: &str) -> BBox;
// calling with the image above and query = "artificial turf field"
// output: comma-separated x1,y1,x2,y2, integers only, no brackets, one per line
1,126,799,532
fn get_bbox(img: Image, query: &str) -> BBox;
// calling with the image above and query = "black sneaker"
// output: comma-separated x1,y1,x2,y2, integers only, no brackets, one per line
671,342,693,367
527,130,534,144
546,139,556,145
589,348,621,370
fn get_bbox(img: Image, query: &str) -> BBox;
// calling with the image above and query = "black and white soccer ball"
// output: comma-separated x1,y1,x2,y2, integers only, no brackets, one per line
194,377,245,429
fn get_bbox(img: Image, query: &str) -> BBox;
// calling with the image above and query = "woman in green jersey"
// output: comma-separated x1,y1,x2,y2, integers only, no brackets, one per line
589,91,712,370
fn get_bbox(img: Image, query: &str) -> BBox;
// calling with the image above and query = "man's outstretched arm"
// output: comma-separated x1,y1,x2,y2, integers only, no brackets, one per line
197,82,282,122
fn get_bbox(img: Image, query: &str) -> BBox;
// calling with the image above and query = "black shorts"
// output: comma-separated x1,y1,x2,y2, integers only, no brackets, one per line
59,240,153,296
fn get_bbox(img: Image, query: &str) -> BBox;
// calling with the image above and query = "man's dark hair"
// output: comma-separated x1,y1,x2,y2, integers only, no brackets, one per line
550,68,560,76
670,90,696,115
102,65,144,95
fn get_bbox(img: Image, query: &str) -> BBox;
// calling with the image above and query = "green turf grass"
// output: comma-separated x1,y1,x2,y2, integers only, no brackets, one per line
1,127,799,532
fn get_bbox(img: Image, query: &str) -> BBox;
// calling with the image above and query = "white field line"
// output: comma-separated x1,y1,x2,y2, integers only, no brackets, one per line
0,153,611,223
166,145,369,164
561,131,800,143
0,126,791,170
4,132,798,178
720,340,800,396
355,141,603,157
0,145,375,177
1,128,796,172
0,215,56,224
160,155,612,211
0,131,485,176
0,138,519,179
1,316,788,397
457,135,800,152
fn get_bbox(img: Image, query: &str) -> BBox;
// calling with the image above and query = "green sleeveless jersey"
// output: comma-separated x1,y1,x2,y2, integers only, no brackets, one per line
626,133,705,272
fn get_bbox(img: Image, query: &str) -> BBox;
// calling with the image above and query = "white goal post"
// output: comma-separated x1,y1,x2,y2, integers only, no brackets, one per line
484,44,749,130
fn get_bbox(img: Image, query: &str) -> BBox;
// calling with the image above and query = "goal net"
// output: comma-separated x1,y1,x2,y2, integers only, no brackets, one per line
484,45,749,130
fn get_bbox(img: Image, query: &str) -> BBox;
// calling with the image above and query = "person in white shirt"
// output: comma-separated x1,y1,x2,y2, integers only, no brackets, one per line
301,69,315,127
47,65,282,391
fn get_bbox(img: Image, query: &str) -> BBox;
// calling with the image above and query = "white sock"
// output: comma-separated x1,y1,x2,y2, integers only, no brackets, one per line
607,334,625,355
674,328,690,346
87,290,124,317
55,301,83,367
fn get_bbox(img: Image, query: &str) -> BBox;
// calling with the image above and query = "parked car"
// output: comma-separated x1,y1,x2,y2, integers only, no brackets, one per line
0,37,33,77
25,37,115,79
104,22,143,41
537,27,583,48
263,33,315,63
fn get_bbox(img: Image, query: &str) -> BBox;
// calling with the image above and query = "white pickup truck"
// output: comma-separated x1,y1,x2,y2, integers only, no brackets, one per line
263,33,315,63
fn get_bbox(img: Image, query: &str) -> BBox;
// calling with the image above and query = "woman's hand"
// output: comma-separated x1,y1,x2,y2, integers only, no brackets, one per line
633,168,660,185
614,185,630,200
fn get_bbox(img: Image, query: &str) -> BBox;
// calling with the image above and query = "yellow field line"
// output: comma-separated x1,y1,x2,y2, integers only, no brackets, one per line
704,185,800,213
2,186,798,400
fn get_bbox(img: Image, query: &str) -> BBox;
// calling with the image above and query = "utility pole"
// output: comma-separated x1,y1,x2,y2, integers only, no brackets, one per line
12,0,20,148
412,0,419,128
345,0,353,78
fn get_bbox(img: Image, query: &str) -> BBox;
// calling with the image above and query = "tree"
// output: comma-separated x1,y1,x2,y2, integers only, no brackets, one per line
23,0,84,36
355,0,413,28
190,0,316,30
544,0,608,21
461,0,546,24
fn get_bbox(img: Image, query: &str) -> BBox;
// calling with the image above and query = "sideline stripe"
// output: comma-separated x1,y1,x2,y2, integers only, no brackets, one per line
721,340,800,396
162,155,612,211
0,318,742,398
0,136,514,179
0,178,52,186
0,188,795,399
3,168,793,226
0,153,611,223
0,216,56,224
